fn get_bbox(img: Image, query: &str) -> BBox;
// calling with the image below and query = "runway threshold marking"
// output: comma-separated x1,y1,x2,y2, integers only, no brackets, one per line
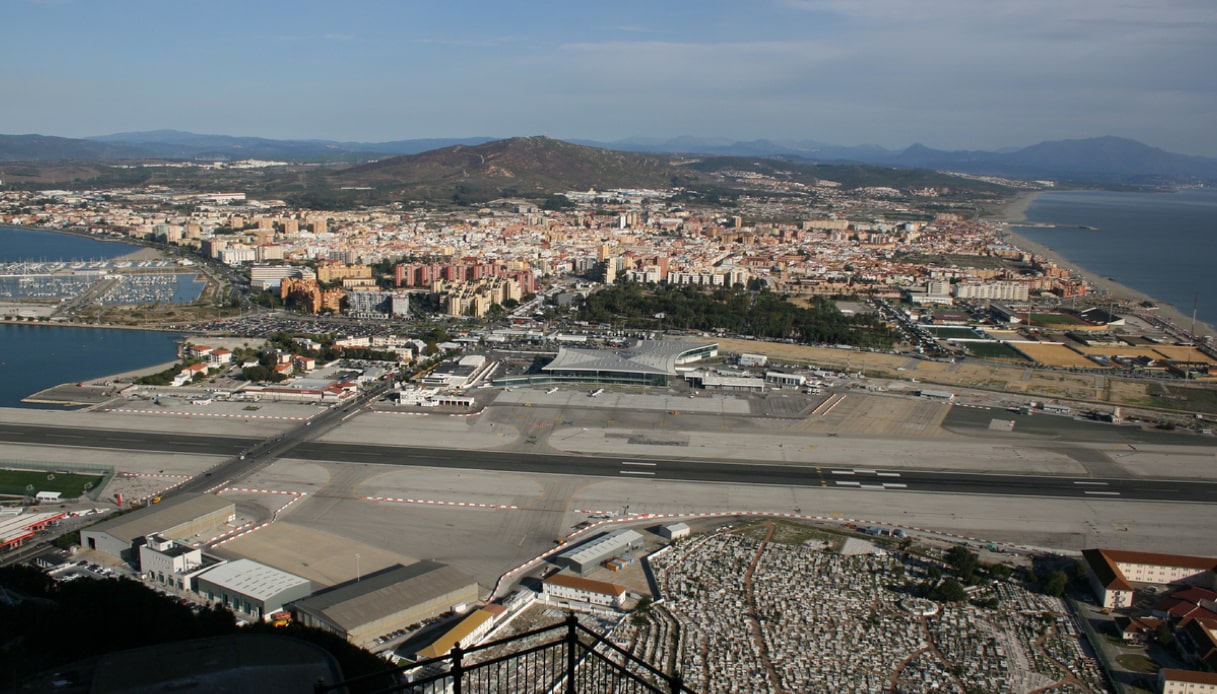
876,472,901,478
835,481,861,487
830,470,855,475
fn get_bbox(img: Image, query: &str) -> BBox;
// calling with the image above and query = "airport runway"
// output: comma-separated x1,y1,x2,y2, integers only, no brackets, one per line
4,421,1214,504
288,441,1217,504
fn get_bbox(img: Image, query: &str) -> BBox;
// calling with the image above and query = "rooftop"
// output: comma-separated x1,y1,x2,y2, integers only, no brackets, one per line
544,341,714,376
197,559,311,602
85,495,233,543
291,561,476,631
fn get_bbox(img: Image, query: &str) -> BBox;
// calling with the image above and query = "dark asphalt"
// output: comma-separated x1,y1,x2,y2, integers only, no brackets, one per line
3,419,1214,504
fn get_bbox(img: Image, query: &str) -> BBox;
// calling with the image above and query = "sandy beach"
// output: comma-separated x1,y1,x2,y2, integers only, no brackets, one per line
989,191,1216,339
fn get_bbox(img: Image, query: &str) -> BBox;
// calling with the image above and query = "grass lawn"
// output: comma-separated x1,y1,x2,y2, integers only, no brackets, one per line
963,342,1030,360
1029,312,1087,327
1116,653,1159,674
0,468,105,499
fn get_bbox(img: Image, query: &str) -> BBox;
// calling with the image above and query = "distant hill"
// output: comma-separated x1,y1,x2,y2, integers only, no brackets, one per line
888,136,1217,180
333,136,697,201
595,135,1217,182
3,129,1214,185
84,130,497,160
0,134,152,161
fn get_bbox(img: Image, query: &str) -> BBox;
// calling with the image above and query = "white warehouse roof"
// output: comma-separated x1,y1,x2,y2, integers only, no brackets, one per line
196,559,311,602
559,529,644,566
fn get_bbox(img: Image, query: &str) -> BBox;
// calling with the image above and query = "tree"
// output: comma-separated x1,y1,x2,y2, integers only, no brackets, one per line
931,579,968,603
1042,570,1068,597
1155,622,1175,647
945,546,980,582
988,564,1013,581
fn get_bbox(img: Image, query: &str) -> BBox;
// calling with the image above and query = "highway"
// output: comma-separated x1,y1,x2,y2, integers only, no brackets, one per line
3,418,1215,504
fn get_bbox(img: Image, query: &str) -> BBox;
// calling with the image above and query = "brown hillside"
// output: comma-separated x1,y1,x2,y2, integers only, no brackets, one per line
333,136,702,199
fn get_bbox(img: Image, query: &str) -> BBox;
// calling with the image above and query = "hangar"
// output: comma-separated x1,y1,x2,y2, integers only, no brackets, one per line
80,495,235,561
290,561,479,648
196,559,313,622
554,529,644,575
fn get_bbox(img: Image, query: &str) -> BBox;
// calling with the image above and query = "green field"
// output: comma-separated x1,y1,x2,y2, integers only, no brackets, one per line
0,468,105,499
1029,312,1087,326
962,341,1029,360
925,326,978,339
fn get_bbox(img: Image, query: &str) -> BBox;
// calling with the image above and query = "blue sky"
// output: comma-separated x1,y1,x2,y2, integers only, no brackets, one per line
4,0,1215,155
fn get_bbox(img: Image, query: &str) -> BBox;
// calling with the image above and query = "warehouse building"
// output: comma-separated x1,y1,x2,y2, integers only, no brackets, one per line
658,522,691,541
81,495,235,561
290,561,479,648
196,559,313,622
554,529,644,575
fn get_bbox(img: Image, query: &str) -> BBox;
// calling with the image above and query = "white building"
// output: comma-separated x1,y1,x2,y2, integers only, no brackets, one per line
954,281,1030,302
543,574,628,608
659,522,691,540
1083,548,1217,610
195,558,313,622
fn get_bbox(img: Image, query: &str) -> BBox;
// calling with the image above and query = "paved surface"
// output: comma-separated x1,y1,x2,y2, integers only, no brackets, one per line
3,386,1216,592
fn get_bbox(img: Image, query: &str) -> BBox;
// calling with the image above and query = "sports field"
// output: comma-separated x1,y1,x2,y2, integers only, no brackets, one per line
925,326,978,339
1028,313,1087,327
0,468,105,499
960,341,1029,360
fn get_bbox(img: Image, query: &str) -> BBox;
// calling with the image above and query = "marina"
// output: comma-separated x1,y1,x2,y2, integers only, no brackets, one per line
0,259,204,305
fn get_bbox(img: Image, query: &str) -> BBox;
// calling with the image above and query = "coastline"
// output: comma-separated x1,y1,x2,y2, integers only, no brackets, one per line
991,192,1217,338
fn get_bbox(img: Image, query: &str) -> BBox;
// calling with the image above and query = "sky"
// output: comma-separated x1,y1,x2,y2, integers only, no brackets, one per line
3,0,1215,156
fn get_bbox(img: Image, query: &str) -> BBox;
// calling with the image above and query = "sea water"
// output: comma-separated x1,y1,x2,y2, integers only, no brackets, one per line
1010,188,1217,329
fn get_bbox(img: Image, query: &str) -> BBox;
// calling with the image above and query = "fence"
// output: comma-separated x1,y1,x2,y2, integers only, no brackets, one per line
316,614,696,694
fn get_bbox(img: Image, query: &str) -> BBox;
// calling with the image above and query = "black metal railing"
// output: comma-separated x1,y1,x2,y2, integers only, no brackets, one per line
316,614,696,694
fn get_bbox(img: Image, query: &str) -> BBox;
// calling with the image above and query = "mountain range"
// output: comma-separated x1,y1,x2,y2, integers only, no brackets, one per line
1,130,1215,182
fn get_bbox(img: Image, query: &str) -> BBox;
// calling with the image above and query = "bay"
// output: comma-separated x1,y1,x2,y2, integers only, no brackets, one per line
0,323,183,408
0,227,181,408
0,226,139,262
1011,188,1217,329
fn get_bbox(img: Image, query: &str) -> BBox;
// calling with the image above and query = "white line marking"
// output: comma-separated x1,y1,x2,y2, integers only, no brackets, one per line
876,472,901,478
1073,481,1108,486
882,483,908,489
619,471,655,476
621,461,657,466
831,470,855,475
835,481,861,486
855,468,877,474
1083,491,1121,496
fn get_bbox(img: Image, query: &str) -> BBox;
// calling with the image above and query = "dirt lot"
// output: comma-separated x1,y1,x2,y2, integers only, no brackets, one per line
702,338,1199,411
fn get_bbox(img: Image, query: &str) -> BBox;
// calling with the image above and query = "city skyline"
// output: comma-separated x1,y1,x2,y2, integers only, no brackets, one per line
4,0,1215,157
